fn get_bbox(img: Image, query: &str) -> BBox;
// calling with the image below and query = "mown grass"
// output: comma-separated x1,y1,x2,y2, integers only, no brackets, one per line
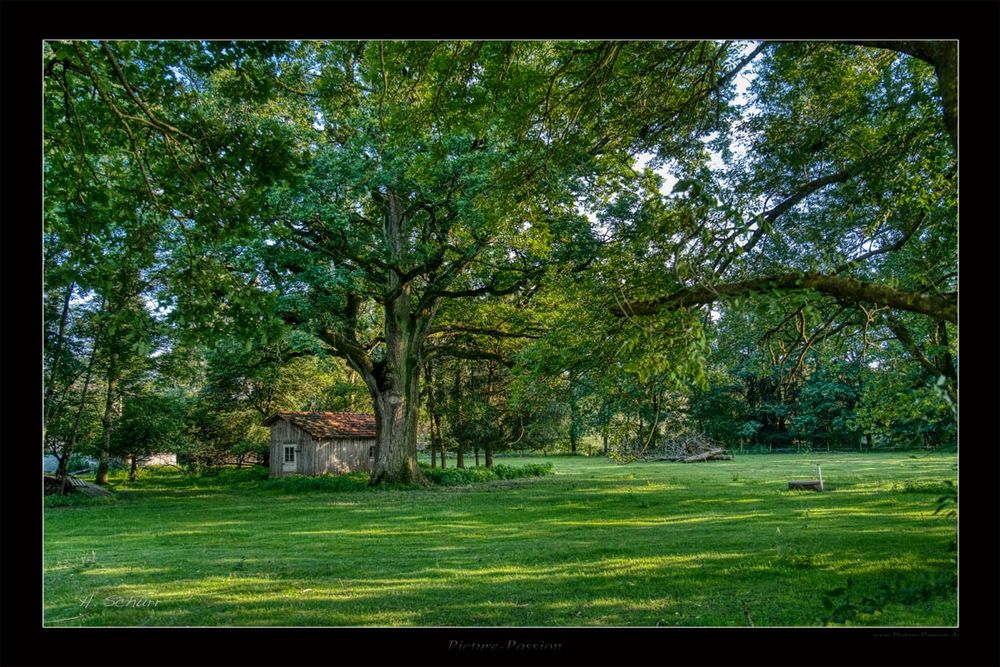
43,452,957,627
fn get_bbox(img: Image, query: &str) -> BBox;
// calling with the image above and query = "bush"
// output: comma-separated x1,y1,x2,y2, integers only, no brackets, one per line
66,454,98,472
419,462,553,486
260,472,370,494
193,466,270,487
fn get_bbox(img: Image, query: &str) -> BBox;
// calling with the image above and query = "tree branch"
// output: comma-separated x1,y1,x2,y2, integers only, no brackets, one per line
840,40,956,151
426,325,544,340
884,316,939,376
715,160,869,275
612,272,956,322
834,211,926,274
424,345,513,366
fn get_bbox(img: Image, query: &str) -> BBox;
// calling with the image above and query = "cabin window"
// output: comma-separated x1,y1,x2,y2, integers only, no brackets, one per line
283,446,296,463
369,446,375,458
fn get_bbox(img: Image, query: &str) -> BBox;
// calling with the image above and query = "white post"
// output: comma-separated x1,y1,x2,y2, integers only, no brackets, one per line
817,465,824,491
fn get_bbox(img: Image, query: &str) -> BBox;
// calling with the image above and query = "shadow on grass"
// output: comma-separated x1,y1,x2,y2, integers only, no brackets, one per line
44,454,957,627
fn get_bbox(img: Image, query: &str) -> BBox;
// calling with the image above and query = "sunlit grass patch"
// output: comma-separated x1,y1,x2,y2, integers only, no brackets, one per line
44,452,956,626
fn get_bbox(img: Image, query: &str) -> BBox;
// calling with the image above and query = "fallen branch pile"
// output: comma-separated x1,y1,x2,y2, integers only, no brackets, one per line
647,432,733,463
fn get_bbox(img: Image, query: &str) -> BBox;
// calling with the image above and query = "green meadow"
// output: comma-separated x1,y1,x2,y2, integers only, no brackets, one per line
43,453,957,627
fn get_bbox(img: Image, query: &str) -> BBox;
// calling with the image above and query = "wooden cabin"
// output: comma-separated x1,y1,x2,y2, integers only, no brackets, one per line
264,411,377,477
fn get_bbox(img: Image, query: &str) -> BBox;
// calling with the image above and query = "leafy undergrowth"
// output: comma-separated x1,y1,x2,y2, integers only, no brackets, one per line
419,462,553,486
44,493,118,509
44,453,956,627
61,461,554,497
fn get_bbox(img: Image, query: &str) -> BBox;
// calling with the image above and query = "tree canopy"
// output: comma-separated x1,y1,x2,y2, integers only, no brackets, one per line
44,40,957,484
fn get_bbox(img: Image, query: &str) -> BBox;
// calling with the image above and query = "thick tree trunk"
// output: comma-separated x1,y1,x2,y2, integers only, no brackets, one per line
96,350,117,486
321,190,454,486
129,455,138,482
366,274,430,485
370,373,425,485
456,446,465,469
485,445,493,467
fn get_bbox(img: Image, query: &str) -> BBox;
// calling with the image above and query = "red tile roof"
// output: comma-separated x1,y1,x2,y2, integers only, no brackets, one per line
264,411,376,439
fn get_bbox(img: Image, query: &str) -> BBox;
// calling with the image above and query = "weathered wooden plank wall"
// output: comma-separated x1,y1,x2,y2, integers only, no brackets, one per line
314,438,376,474
269,418,375,476
270,420,310,477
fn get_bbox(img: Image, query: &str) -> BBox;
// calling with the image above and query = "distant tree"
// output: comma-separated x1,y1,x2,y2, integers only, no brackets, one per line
111,388,191,480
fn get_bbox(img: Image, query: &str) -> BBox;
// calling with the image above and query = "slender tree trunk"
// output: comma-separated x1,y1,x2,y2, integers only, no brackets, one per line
454,363,464,468
96,349,118,486
934,321,957,404
129,455,138,482
636,410,644,447
44,281,75,439
345,369,358,411
438,420,447,469
569,390,579,453
474,446,479,467
866,433,872,450
57,320,101,494
484,363,495,467
602,426,609,456
425,360,438,469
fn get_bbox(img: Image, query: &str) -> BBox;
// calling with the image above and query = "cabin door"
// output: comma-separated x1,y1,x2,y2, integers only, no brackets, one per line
281,444,298,473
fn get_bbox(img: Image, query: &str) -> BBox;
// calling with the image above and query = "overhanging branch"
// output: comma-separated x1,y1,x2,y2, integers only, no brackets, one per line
611,272,956,323
426,325,545,340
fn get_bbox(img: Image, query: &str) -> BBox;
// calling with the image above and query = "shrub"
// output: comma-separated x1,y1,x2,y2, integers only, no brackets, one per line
418,461,553,486
260,472,370,494
197,466,269,487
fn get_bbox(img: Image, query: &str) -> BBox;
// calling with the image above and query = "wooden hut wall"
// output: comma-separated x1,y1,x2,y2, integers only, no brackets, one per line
314,438,376,474
270,419,312,476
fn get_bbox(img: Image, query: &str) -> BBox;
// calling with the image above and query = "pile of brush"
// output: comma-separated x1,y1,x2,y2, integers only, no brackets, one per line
645,432,732,463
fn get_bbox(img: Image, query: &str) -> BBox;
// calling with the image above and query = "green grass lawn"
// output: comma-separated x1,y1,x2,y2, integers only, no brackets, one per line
43,452,957,627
